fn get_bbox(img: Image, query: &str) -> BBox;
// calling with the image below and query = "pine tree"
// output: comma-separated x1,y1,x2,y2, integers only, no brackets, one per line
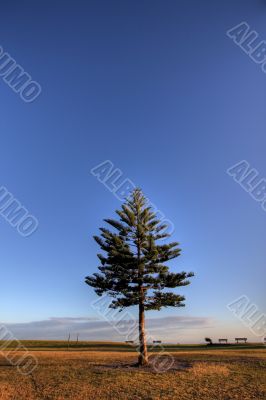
85,188,194,366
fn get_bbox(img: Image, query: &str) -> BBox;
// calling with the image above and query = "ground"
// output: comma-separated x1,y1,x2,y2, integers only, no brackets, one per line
0,342,265,399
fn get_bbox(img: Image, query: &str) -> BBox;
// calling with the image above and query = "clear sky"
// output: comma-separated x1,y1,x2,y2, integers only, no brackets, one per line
0,0,265,343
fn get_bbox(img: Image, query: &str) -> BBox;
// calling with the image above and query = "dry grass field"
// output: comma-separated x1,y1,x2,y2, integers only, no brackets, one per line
0,344,265,399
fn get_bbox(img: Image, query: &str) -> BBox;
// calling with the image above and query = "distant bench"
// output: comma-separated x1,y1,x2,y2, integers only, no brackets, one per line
218,339,228,344
153,340,162,344
235,338,247,344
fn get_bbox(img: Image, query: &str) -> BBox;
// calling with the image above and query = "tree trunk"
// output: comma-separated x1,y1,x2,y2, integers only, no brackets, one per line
138,291,148,366
136,201,148,366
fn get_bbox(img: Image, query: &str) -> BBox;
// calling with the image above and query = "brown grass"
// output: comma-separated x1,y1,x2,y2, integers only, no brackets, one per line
0,349,265,399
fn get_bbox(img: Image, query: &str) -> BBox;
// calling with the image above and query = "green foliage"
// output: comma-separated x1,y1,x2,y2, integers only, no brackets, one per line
85,188,194,310
205,337,213,345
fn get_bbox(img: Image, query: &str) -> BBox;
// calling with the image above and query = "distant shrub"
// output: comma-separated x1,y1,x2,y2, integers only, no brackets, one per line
205,337,213,345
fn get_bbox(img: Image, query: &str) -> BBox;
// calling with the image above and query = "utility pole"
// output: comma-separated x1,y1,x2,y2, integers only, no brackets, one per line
67,333,71,351
76,333,79,346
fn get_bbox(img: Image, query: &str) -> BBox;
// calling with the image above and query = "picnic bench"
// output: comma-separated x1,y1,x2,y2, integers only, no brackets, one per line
218,338,228,344
235,337,247,344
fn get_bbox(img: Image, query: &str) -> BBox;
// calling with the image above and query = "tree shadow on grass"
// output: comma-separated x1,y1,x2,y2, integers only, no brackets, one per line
91,356,193,374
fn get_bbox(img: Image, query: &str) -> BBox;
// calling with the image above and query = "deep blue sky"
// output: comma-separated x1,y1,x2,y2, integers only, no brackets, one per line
0,0,265,342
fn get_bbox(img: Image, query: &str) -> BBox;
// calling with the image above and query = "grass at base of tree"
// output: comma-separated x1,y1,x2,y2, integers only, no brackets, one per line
0,347,265,399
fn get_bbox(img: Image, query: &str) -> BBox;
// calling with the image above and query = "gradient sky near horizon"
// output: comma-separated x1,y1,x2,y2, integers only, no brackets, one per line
0,0,265,342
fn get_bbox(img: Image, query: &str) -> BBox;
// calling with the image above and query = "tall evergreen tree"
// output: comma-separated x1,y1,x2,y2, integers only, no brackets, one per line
85,188,194,366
